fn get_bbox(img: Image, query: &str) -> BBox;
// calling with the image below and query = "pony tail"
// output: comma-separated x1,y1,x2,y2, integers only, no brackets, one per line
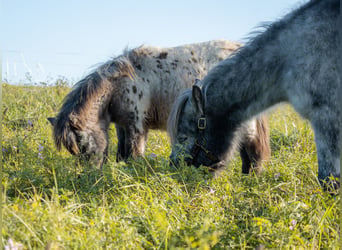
255,115,271,161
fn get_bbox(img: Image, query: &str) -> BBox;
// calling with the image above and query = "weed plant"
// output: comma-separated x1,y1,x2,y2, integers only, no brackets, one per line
2,83,339,249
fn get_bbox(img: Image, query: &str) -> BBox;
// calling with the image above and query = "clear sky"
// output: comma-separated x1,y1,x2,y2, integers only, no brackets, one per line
2,0,305,84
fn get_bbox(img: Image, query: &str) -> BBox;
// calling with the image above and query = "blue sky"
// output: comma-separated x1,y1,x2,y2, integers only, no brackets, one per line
2,0,305,84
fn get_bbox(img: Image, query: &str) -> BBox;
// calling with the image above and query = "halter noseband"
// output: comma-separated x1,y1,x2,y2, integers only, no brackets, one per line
186,116,220,167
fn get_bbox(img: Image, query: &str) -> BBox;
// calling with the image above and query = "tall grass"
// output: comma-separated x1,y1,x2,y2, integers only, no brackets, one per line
2,83,339,249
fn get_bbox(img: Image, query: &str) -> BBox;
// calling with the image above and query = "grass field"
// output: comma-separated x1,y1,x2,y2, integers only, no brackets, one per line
2,82,340,249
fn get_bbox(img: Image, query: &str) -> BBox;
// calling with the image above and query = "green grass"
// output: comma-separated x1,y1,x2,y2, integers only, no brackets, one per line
2,83,340,249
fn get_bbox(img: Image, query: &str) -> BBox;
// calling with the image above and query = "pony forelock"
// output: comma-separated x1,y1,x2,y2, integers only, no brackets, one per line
53,114,79,154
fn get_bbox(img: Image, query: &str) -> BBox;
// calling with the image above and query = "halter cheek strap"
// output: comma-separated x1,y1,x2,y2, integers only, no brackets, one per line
186,116,220,166
186,79,220,167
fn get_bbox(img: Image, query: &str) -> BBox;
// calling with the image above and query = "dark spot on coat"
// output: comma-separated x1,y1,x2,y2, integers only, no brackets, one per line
191,51,194,55
132,86,137,94
158,52,168,59
136,64,142,71
139,91,143,100
156,60,163,69
191,58,198,63
129,112,135,120
171,62,177,69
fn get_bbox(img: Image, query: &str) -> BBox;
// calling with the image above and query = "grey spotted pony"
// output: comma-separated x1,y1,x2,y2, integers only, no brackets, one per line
48,40,270,169
168,0,340,188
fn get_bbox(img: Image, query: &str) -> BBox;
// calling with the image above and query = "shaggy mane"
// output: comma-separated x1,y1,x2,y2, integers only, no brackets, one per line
53,55,136,152
167,89,192,144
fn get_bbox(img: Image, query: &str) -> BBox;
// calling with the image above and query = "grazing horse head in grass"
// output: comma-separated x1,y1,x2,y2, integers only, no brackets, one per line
50,40,267,167
168,84,271,174
168,0,340,190
48,58,136,166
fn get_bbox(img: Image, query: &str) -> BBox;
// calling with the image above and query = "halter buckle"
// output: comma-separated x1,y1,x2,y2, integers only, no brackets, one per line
198,117,206,130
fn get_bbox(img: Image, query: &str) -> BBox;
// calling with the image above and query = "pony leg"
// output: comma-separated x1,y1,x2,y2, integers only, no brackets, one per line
131,130,148,158
311,113,340,189
116,125,147,161
239,116,271,174
124,126,147,160
239,140,265,174
239,143,253,174
115,125,126,162
100,146,108,167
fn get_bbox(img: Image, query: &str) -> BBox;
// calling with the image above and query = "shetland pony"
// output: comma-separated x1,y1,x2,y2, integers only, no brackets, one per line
168,0,340,188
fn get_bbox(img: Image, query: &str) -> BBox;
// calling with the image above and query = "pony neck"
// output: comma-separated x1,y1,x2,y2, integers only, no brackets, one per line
199,39,285,160
204,34,287,126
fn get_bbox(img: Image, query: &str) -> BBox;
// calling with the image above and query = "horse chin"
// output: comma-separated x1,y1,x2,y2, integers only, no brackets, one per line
78,152,105,169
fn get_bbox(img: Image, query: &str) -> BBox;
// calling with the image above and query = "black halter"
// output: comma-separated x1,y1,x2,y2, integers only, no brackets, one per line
186,116,220,166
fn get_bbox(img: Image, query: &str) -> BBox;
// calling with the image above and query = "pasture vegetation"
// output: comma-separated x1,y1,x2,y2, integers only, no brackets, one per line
2,82,339,249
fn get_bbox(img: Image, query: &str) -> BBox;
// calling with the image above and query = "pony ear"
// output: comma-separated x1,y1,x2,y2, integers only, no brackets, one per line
192,85,204,116
47,117,56,126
